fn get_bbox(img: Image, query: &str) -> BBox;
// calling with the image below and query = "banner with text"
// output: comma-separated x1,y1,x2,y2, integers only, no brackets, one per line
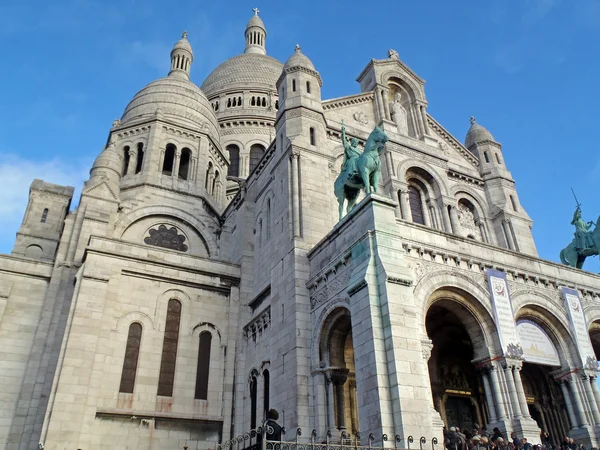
561,287,597,370
486,269,523,358
516,320,560,366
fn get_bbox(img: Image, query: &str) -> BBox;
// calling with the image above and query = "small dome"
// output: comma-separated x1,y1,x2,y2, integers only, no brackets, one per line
173,31,192,53
246,14,265,30
283,45,315,71
121,76,219,139
90,143,122,177
201,53,283,98
465,116,495,149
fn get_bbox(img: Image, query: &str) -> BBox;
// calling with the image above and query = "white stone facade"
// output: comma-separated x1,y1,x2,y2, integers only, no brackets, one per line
1,12,600,450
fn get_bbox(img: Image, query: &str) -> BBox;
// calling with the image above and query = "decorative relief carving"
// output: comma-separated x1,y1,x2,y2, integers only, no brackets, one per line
144,225,188,252
456,204,478,233
353,110,369,125
309,263,352,309
387,276,413,286
348,280,368,296
243,307,271,344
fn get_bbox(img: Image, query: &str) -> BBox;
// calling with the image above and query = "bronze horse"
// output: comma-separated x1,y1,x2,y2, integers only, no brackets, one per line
560,216,600,269
334,126,388,221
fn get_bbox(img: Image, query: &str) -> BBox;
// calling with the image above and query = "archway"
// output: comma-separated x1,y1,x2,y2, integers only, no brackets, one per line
589,321,600,361
426,297,491,432
319,307,358,434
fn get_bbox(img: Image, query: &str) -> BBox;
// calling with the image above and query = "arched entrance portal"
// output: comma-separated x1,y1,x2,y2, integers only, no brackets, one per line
426,299,489,431
520,363,570,444
319,307,359,434
589,321,600,361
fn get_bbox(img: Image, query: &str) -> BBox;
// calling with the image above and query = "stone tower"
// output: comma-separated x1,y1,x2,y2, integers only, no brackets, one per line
465,116,537,255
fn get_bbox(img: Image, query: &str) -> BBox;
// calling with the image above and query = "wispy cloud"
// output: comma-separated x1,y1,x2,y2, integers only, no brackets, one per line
0,153,90,254
523,0,561,22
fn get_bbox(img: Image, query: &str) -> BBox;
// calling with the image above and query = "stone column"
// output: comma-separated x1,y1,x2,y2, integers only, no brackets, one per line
481,369,498,422
448,205,460,234
172,150,181,188
512,364,532,418
326,372,336,432
411,105,422,136
590,376,600,412
385,151,395,178
191,156,198,183
440,202,452,232
478,221,488,243
503,362,523,419
560,380,579,428
126,147,137,176
382,89,391,121
502,220,515,250
375,88,385,123
570,377,590,427
420,104,430,135
582,374,600,425
489,365,507,420
290,151,301,237
399,189,412,222
334,372,348,431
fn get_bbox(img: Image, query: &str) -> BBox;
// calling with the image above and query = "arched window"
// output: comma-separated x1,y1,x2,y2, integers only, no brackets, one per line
495,153,502,165
41,208,49,223
119,322,142,393
249,144,265,173
135,143,144,174
195,331,212,400
205,162,214,191
306,81,311,94
213,170,220,197
309,127,316,146
251,96,256,106
250,375,258,429
162,144,176,176
292,79,296,92
215,101,219,111
408,185,425,225
227,144,240,177
238,96,242,105
510,195,518,211
263,369,270,418
157,299,182,397
275,100,279,110
266,199,271,239
227,98,232,108
178,148,191,180
261,97,266,107
484,151,490,163
123,146,130,176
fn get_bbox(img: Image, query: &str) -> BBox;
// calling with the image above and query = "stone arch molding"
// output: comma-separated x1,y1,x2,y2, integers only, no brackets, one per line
381,70,424,102
154,288,192,332
512,293,578,369
113,311,156,332
191,321,222,344
450,185,488,213
397,159,449,197
113,205,218,257
311,299,351,368
415,269,501,357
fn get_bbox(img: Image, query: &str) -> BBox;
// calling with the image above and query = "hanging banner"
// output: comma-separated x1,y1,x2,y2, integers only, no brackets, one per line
516,320,560,366
486,269,523,358
561,287,597,370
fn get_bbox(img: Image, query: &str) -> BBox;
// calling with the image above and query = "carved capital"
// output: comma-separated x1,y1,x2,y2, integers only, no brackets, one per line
421,338,433,361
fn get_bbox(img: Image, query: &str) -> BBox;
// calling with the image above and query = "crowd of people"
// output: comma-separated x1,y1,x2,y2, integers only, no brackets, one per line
443,426,594,450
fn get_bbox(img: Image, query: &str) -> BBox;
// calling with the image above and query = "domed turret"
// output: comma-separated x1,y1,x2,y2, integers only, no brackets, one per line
244,8,266,55
89,141,122,186
169,31,193,80
120,32,219,139
283,44,316,72
465,116,495,150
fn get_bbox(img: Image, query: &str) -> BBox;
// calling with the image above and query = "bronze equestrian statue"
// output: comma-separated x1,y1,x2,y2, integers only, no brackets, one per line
560,205,600,269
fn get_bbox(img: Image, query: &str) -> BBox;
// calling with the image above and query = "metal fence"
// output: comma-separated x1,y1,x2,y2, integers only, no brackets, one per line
210,427,440,450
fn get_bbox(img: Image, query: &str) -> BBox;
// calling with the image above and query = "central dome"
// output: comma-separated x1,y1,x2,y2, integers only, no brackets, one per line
201,53,283,99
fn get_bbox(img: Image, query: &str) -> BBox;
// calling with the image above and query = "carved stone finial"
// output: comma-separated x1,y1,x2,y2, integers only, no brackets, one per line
388,49,399,59
470,116,476,125
295,44,301,52
182,30,188,39
112,119,121,128
253,7,260,15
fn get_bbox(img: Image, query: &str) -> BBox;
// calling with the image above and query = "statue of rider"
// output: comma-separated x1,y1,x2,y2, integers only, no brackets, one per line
572,205,595,252
341,121,361,171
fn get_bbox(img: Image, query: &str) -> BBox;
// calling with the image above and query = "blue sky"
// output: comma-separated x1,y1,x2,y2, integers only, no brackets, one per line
0,0,599,272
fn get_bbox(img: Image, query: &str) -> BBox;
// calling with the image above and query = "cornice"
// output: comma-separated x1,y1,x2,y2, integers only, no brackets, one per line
322,92,375,111
427,115,479,168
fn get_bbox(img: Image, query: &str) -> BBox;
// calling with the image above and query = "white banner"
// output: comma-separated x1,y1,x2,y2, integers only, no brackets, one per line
561,287,597,370
486,269,523,358
516,320,560,366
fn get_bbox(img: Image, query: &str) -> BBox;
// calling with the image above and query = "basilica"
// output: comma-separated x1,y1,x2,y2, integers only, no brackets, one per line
2,10,600,450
